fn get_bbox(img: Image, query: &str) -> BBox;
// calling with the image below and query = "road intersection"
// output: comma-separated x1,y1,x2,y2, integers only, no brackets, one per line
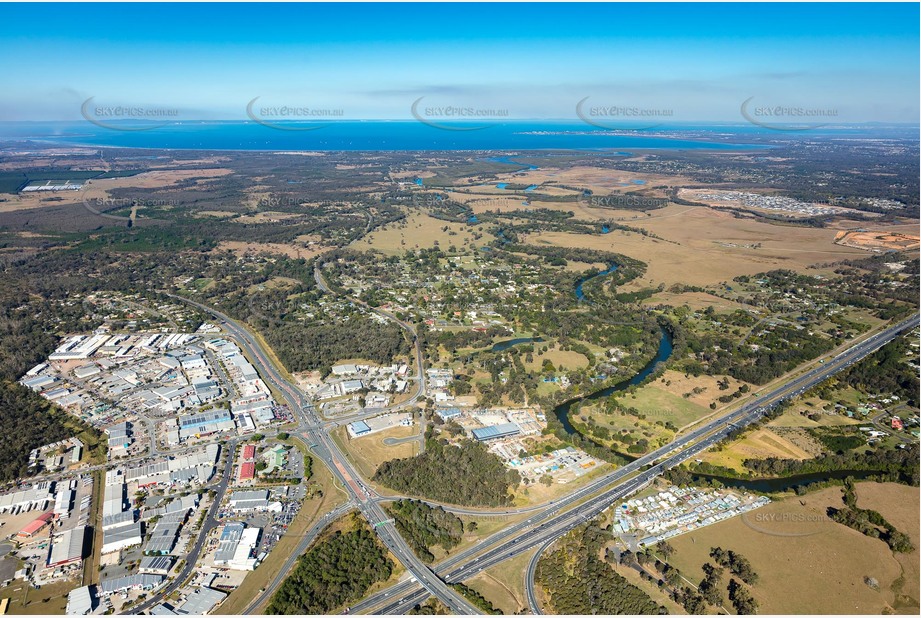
163,289,918,615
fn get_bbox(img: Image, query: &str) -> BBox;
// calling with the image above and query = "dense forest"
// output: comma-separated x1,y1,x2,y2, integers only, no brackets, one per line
0,384,98,483
266,519,393,614
373,429,520,506
384,499,464,564
263,319,410,375
0,280,106,483
680,316,837,386
2,247,411,379
840,336,919,407
536,522,667,615
666,442,920,487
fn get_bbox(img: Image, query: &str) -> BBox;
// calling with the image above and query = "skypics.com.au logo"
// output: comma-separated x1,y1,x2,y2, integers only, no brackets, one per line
81,194,178,224
579,193,669,209
246,97,345,131
741,97,838,131
81,97,180,131
411,97,509,131
740,510,834,537
576,97,674,130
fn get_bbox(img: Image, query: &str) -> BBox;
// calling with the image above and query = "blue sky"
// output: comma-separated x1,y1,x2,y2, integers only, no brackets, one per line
0,2,918,122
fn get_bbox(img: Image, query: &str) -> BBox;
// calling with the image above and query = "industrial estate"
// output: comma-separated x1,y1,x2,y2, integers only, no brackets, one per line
0,2,919,617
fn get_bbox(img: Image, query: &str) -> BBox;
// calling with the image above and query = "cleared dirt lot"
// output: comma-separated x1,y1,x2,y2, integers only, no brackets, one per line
835,230,920,252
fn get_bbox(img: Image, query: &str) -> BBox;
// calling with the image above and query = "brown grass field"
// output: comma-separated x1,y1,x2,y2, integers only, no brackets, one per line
767,404,863,429
524,205,871,289
856,482,921,613
350,211,494,255
608,557,687,614
523,347,590,373
234,210,304,224
643,290,752,312
427,511,535,565
333,424,421,481
217,240,330,260
1,168,233,214
667,483,920,614
493,164,690,194
696,427,814,472
621,377,716,426
652,370,753,413
510,461,611,507
466,549,536,614
0,579,76,615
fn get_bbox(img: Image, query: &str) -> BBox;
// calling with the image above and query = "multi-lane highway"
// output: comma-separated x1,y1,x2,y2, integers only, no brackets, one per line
348,313,920,613
164,293,482,615
165,288,916,615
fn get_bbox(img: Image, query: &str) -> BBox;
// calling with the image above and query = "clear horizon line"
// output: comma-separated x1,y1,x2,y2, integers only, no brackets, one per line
2,119,919,126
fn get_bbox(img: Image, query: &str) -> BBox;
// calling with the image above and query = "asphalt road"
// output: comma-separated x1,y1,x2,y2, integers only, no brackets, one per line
525,539,552,615
163,290,916,614
242,501,356,613
351,313,920,614
164,293,481,615
131,438,238,614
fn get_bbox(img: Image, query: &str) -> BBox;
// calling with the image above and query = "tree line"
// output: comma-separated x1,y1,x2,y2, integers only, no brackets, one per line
384,499,464,564
267,518,393,614
536,522,667,615
373,429,520,507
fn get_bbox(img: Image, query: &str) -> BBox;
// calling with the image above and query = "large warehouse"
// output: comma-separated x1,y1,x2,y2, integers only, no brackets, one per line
471,422,520,442
47,525,88,569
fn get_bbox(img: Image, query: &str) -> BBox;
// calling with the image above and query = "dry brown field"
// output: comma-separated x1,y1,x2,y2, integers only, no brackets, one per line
668,483,920,614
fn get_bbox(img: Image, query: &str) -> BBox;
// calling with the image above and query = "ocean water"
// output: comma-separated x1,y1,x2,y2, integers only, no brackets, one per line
0,120,784,151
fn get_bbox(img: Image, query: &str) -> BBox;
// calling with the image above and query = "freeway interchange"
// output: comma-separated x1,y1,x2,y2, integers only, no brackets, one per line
165,290,918,615
164,293,481,615
354,312,920,614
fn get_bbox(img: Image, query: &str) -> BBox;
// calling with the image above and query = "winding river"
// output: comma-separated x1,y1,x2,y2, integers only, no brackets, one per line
689,469,887,493
553,328,673,435
554,264,675,437
492,336,544,352
574,264,619,301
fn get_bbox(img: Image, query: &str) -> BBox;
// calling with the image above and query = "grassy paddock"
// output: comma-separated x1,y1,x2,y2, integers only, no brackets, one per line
667,483,919,614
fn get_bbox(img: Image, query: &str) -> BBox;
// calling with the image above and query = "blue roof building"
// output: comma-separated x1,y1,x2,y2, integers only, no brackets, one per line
348,420,371,438
471,422,520,442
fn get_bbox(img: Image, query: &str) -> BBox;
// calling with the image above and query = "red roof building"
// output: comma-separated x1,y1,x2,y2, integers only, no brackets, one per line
18,512,54,539
242,445,256,460
238,462,256,481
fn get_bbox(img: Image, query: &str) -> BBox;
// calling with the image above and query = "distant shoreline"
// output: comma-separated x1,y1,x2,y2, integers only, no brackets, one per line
1,121,911,153
0,121,811,153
